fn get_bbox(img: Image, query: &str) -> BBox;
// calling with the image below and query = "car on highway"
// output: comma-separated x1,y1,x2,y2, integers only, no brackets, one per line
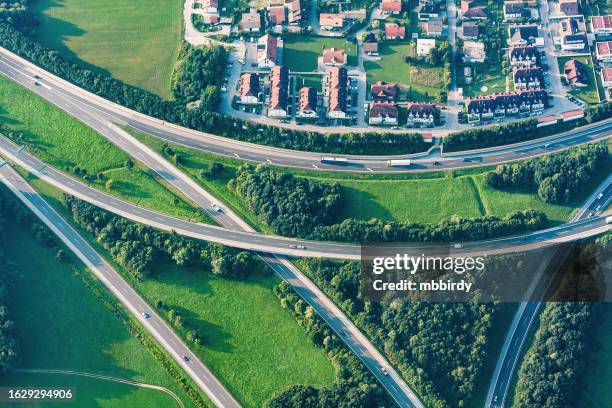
453,243,463,249
598,193,603,199
141,312,150,318
432,161,441,165
183,355,190,362
379,366,388,375
211,204,222,212
596,205,602,211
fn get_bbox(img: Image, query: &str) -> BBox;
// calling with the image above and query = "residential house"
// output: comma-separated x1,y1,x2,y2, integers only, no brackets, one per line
504,1,528,21
268,66,289,118
508,24,541,46
508,46,540,67
417,38,436,56
381,0,402,15
512,67,544,90
363,41,379,56
201,0,218,14
369,102,399,125
287,0,305,25
321,48,347,66
596,41,612,64
298,87,318,118
342,9,367,20
370,81,398,101
601,67,612,87
462,21,480,39
327,67,348,119
465,90,546,123
320,13,344,31
563,59,589,87
559,17,587,51
591,15,612,39
268,6,286,25
463,5,487,19
406,103,436,127
559,0,581,16
239,11,261,32
463,41,486,63
385,23,406,40
239,73,260,104
417,2,441,21
421,20,444,37
257,34,282,68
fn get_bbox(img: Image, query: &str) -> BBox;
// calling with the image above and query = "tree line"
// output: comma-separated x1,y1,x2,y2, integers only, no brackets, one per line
0,23,428,155
445,101,612,153
265,280,394,408
0,203,19,372
229,164,342,237
484,142,608,204
295,259,502,408
64,195,256,280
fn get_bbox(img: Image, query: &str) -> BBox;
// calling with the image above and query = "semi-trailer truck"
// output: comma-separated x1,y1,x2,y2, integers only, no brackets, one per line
386,159,411,167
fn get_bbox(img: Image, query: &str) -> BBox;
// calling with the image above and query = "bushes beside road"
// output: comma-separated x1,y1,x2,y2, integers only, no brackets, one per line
484,142,608,204
0,204,19,372
64,195,256,280
0,23,428,155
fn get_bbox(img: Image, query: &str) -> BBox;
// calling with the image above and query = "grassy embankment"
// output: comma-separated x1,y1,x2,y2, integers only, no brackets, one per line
31,0,183,98
1,216,196,408
13,170,337,408
283,35,358,71
131,130,595,229
0,75,208,223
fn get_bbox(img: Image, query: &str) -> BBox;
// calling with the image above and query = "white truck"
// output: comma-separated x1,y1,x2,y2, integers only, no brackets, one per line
386,159,411,167
606,216,612,224
321,157,348,164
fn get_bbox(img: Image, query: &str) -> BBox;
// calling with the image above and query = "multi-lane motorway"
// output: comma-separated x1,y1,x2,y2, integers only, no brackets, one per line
485,174,612,408
0,46,611,173
0,164,241,408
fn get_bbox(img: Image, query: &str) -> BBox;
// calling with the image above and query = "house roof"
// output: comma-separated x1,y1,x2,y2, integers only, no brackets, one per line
370,81,398,99
269,66,289,111
560,109,584,119
463,41,485,59
381,0,402,13
563,59,588,85
462,21,480,37
363,41,379,53
258,34,279,63
464,6,487,18
509,45,539,61
596,41,612,57
328,67,347,113
202,0,218,8
513,67,544,84
299,87,318,112
240,11,261,29
423,20,443,34
369,102,399,119
320,13,344,28
406,103,436,117
322,48,347,65
240,73,259,97
602,67,612,82
559,0,580,16
268,6,286,23
385,23,406,38
466,90,546,113
509,25,539,43
592,15,612,30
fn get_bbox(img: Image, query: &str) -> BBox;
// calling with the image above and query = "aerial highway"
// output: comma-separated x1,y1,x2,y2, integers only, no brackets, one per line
485,174,612,408
0,46,611,174
0,134,609,262
0,163,241,408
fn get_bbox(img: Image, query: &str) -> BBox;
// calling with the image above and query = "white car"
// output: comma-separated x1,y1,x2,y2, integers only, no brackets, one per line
141,312,150,318
379,366,388,375
211,204,222,212
453,243,463,249
598,193,603,199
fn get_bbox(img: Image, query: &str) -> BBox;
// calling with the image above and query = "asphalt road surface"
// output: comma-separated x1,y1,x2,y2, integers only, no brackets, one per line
485,174,612,408
0,164,241,408
0,47,611,174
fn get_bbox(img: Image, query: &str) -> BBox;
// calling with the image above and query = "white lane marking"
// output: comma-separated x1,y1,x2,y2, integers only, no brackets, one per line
233,153,240,159
266,159,272,164
366,167,374,172
312,164,319,169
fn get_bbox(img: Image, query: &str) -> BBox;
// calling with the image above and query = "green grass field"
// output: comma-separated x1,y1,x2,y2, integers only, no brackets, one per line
577,303,612,408
31,0,183,98
283,35,358,71
0,75,207,223
557,56,601,105
130,130,586,227
18,174,336,408
364,42,445,102
0,218,195,408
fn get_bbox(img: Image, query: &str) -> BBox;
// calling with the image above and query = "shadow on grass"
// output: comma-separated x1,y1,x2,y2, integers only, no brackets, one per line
31,0,112,78
338,185,395,221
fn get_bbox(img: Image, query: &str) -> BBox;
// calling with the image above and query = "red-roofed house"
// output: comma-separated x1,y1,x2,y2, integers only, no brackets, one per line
596,41,612,64
601,67,612,87
381,0,402,15
591,15,612,38
369,102,399,125
537,115,558,127
320,13,344,31
268,6,286,24
406,103,436,127
370,81,398,101
561,109,584,121
239,11,261,32
257,34,282,68
385,23,406,40
321,48,347,66
298,87,318,117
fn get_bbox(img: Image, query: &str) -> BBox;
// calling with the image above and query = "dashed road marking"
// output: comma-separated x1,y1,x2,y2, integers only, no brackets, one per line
233,153,240,159
366,167,374,172
312,164,319,169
